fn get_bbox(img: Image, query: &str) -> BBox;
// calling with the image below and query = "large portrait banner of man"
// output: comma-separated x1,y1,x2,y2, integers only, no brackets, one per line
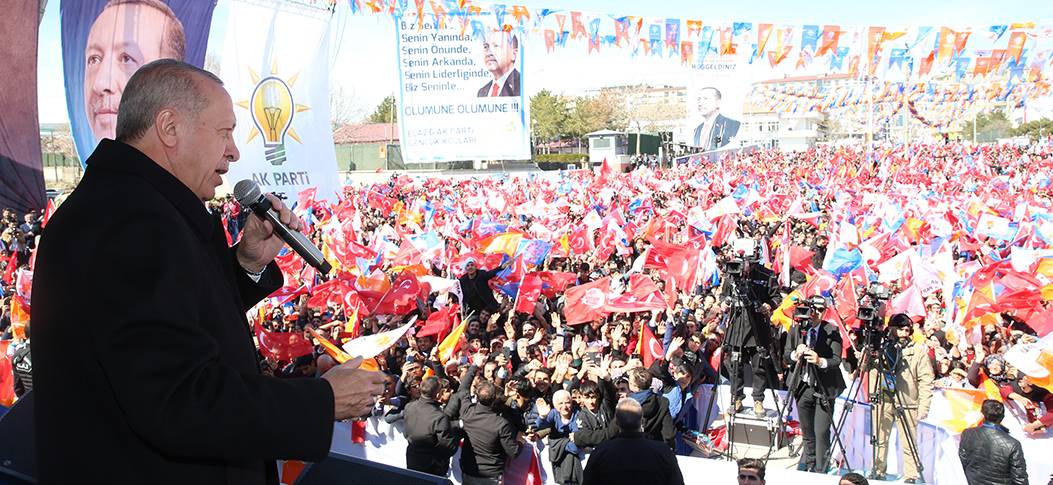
60,0,217,163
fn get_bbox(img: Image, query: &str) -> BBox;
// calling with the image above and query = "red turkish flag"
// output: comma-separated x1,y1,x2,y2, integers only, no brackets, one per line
797,270,837,299
644,239,688,271
515,274,544,314
666,249,700,292
834,275,860,328
564,276,611,325
606,274,667,313
255,322,314,362
373,271,423,315
789,246,816,273
639,324,664,368
535,271,578,298
568,226,593,256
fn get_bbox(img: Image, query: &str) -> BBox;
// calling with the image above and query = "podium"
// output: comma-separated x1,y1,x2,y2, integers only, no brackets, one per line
674,144,761,165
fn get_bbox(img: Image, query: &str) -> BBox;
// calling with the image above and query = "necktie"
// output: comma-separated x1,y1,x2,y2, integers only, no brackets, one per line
490,81,501,97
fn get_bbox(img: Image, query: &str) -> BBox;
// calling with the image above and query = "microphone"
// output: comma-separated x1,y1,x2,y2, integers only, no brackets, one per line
233,180,332,275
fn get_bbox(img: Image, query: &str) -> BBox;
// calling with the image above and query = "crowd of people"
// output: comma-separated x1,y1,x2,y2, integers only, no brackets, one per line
6,138,1053,484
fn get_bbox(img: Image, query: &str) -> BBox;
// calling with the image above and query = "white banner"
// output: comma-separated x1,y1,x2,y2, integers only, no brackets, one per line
395,13,530,163
220,0,341,201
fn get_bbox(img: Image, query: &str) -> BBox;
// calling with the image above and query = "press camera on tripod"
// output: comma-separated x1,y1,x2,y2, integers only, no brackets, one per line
856,282,892,351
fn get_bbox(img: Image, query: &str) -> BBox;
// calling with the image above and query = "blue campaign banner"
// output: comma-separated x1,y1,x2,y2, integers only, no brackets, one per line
61,0,216,164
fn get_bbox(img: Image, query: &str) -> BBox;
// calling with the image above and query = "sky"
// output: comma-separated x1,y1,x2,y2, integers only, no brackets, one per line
36,0,1053,124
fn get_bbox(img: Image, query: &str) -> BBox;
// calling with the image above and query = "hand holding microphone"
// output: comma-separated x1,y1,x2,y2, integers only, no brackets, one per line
234,180,332,275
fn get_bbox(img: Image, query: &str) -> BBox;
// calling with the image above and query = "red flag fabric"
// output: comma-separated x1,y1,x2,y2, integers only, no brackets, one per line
639,324,664,368
564,276,611,325
515,274,544,314
535,271,578,298
834,276,860,328
1027,306,1053,338
42,198,56,229
503,444,544,485
0,340,14,407
789,246,816,272
568,225,593,256
606,274,667,313
797,270,837,299
644,239,688,270
255,323,314,362
666,249,700,292
373,272,423,315
418,304,459,338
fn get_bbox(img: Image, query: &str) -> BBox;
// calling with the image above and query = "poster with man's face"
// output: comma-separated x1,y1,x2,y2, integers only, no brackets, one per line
61,0,216,163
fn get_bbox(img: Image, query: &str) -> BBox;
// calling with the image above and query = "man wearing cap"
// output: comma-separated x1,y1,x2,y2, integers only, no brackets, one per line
783,295,845,473
459,258,508,316
869,313,933,483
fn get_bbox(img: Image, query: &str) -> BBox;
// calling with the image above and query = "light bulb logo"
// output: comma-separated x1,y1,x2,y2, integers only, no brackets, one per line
236,60,311,166
253,77,293,146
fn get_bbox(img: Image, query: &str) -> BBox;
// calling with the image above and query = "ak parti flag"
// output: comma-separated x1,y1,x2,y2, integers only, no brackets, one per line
637,324,664,367
564,277,611,325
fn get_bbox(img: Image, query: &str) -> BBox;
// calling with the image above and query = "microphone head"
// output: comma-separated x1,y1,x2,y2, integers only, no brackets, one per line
233,179,262,207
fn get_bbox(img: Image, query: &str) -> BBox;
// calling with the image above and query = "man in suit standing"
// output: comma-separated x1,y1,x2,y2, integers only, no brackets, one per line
691,87,740,150
477,31,520,98
32,59,387,484
582,398,684,485
784,296,846,474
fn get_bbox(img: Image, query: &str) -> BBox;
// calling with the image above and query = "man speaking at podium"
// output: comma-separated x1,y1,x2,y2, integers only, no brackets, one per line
31,59,386,484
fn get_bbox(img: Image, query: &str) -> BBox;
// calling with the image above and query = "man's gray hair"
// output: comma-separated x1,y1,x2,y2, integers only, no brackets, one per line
614,397,643,432
101,0,186,61
115,59,223,143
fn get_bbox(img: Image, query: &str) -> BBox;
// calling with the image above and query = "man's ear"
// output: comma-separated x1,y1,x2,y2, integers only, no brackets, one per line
155,108,180,148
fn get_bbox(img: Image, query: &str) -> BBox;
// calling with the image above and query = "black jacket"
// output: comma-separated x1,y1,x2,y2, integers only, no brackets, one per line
635,391,677,448
572,379,618,449
477,68,521,98
458,395,519,478
458,269,500,314
582,431,684,485
720,266,778,349
31,140,335,485
783,321,846,403
403,397,462,476
691,113,741,151
959,422,1028,485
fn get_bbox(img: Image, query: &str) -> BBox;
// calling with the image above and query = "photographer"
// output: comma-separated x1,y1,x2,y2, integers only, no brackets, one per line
869,314,933,484
783,296,845,473
720,254,779,416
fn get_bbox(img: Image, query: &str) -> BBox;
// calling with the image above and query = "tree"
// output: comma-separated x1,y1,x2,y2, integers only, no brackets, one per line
959,109,1011,143
368,95,398,124
1012,118,1053,141
564,91,628,139
530,90,570,144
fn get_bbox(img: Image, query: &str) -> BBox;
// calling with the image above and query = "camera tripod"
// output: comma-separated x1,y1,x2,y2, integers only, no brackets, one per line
701,274,787,463
822,327,923,479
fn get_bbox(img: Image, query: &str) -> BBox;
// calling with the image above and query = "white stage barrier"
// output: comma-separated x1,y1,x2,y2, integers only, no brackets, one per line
324,383,1052,484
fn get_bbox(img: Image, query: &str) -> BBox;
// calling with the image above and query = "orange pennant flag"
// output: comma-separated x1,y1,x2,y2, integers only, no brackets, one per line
308,327,352,364
436,319,467,363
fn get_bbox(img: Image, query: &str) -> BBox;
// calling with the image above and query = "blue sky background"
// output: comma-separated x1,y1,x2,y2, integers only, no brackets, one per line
37,0,1053,124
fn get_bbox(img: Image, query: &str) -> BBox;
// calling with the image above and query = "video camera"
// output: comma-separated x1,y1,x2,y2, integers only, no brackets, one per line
793,295,827,324
724,238,757,279
856,282,890,324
